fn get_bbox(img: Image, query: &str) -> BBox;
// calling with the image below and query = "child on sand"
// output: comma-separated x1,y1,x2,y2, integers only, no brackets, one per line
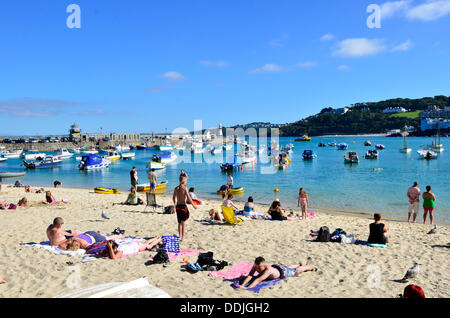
297,188,309,219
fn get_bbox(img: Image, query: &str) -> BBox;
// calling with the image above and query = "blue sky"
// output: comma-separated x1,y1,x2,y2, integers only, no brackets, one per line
0,0,449,135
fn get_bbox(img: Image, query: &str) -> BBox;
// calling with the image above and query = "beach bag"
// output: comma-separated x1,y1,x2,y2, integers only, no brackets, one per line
330,228,347,242
164,205,175,214
153,250,169,264
316,226,330,242
85,240,108,255
162,236,180,253
197,252,214,267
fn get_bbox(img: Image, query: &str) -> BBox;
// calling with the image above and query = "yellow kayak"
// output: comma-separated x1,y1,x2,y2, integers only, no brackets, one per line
94,187,120,194
217,186,244,195
137,181,168,192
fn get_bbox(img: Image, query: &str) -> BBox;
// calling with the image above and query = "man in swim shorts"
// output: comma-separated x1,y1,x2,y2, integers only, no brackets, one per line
407,181,421,223
172,176,197,241
237,257,316,289
46,217,82,246
148,168,158,193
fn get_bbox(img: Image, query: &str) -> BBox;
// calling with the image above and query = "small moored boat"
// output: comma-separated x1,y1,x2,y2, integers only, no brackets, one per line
344,152,359,164
78,154,110,170
365,150,379,159
302,150,317,160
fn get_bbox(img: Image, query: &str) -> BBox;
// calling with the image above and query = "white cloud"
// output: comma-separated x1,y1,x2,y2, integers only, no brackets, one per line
249,64,284,73
380,0,412,19
406,0,450,21
0,98,81,117
295,61,318,68
162,71,186,81
333,38,386,57
320,33,335,42
337,65,351,71
269,34,289,48
391,39,413,51
200,60,230,67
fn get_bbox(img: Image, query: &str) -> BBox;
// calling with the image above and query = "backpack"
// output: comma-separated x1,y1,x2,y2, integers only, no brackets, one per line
152,250,169,264
316,226,330,242
164,205,175,214
330,228,347,242
197,252,214,267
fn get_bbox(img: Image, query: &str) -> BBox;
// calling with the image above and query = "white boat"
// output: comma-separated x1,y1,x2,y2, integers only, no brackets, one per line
0,156,7,163
115,145,130,152
79,154,110,170
146,161,166,170
257,145,266,155
426,120,444,153
21,152,46,160
399,125,412,153
121,152,136,160
223,144,233,151
417,149,437,160
1,150,22,159
69,147,81,154
157,152,177,164
210,146,222,154
81,147,98,155
0,171,26,178
191,143,204,154
55,148,74,160
102,150,120,161
237,152,257,164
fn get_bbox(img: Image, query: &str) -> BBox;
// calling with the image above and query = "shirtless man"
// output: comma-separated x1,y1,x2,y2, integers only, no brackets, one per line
172,176,197,241
148,168,158,193
46,217,81,247
238,257,316,289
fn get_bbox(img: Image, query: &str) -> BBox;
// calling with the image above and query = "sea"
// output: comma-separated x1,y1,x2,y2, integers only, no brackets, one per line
1,136,449,223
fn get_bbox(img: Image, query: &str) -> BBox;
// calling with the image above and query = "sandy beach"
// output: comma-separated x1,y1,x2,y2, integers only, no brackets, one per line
0,185,448,298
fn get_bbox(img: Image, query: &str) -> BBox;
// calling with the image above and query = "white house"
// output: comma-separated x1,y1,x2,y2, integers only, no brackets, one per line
383,107,407,114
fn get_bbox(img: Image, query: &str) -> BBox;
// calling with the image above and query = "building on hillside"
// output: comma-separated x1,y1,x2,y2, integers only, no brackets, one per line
420,118,450,131
383,107,407,114
420,105,450,119
332,107,349,115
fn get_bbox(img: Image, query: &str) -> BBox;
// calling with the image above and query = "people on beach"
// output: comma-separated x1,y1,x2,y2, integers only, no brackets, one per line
209,209,223,222
422,185,436,224
148,168,158,193
243,196,265,219
218,184,229,196
237,257,316,289
101,237,162,259
222,194,240,213
172,176,197,241
179,169,188,181
130,167,138,191
124,187,146,205
0,275,6,284
42,191,56,205
227,172,234,189
268,200,295,221
17,197,28,207
402,284,425,298
25,185,41,193
65,231,125,250
367,213,390,244
407,182,420,223
46,217,81,246
14,180,24,187
297,188,309,219
54,180,62,188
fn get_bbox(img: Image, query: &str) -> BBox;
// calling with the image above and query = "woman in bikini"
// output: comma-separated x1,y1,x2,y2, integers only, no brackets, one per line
65,231,124,250
297,188,309,219
42,191,56,205
101,237,163,259
268,200,294,221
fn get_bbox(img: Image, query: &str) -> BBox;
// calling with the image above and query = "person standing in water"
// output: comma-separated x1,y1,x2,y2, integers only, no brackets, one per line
227,172,234,189
172,176,197,241
422,185,436,224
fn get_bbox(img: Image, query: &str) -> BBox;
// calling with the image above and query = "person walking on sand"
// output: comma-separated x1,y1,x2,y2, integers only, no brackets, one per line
172,176,197,241
130,167,138,191
422,185,436,224
407,182,421,223
297,188,309,220
148,168,158,193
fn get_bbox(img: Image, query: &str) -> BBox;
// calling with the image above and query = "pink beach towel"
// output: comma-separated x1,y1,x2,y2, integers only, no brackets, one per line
149,249,203,262
209,262,253,279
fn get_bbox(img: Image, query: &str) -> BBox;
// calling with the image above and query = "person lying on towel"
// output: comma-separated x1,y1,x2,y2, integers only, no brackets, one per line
100,237,162,259
63,231,125,250
237,257,316,290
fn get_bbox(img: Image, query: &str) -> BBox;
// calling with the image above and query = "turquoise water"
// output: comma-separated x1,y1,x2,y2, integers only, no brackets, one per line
1,136,449,223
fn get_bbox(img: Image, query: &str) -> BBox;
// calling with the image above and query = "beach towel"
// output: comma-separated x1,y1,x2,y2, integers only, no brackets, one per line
355,240,389,248
25,241,86,256
221,206,243,225
209,262,253,279
162,236,180,253
149,249,203,262
231,277,285,293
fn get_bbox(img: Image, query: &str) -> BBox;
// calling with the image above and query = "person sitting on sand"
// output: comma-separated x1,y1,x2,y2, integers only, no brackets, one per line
242,197,265,219
124,187,146,205
100,237,163,259
367,213,390,244
209,209,223,222
268,200,295,221
46,217,82,246
237,257,316,289
14,180,24,187
17,197,28,207
42,191,56,205
0,275,6,284
65,231,125,250
188,187,197,200
223,194,240,214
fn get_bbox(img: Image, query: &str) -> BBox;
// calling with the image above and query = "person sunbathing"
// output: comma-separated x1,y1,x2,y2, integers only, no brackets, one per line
237,257,316,290
100,237,163,259
18,197,28,207
0,275,6,284
0,200,10,210
368,213,390,244
25,185,41,193
267,200,296,221
65,231,125,250
209,209,223,222
242,197,265,219
124,187,146,205
222,194,240,213
46,217,82,246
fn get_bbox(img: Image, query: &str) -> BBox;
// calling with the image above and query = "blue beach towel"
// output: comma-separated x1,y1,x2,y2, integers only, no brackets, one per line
231,277,285,293
162,236,181,253
355,240,389,248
